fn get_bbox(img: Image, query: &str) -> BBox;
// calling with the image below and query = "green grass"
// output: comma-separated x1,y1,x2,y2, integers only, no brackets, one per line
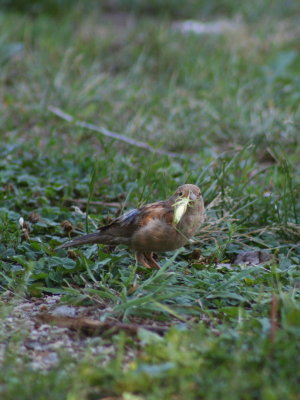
0,1,300,399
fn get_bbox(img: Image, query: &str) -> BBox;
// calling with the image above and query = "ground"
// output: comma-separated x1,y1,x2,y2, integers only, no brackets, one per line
0,1,299,399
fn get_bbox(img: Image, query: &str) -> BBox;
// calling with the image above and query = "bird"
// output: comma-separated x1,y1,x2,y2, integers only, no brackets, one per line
57,184,205,269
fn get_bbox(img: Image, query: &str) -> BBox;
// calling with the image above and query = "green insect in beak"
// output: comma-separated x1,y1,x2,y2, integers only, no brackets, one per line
172,192,192,226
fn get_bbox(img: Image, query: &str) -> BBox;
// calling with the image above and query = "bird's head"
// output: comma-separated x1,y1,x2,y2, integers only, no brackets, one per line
174,184,202,202
171,184,203,225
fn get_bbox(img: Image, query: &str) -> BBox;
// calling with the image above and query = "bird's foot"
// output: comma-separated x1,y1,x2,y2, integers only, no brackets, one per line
136,252,160,269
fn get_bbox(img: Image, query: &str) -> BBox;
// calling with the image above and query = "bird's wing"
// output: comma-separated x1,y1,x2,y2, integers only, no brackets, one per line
134,201,174,227
99,201,174,234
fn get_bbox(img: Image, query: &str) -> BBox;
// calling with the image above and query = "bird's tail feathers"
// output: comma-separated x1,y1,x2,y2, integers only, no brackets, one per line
56,232,101,249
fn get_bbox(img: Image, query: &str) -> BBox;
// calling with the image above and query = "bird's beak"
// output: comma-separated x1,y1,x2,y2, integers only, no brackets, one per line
189,192,197,201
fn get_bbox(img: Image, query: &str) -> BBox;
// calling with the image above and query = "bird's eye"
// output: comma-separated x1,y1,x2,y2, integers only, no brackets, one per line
179,191,183,196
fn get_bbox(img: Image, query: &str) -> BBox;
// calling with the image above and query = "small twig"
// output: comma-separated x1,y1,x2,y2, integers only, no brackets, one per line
37,313,169,335
270,294,278,343
48,105,187,159
64,198,123,208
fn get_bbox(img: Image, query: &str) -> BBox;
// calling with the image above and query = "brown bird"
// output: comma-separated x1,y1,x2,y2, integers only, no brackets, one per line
57,184,205,269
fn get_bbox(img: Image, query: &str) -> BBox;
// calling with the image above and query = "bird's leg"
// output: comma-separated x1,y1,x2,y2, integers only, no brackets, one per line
136,252,160,269
136,252,152,269
143,252,161,269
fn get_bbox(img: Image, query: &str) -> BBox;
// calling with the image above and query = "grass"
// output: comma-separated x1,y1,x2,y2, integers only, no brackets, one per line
0,1,300,399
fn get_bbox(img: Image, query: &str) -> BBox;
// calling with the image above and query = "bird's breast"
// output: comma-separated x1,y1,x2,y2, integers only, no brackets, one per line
131,219,187,252
178,211,203,238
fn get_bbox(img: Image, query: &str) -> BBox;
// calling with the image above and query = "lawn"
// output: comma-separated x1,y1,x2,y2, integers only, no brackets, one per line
0,1,299,399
